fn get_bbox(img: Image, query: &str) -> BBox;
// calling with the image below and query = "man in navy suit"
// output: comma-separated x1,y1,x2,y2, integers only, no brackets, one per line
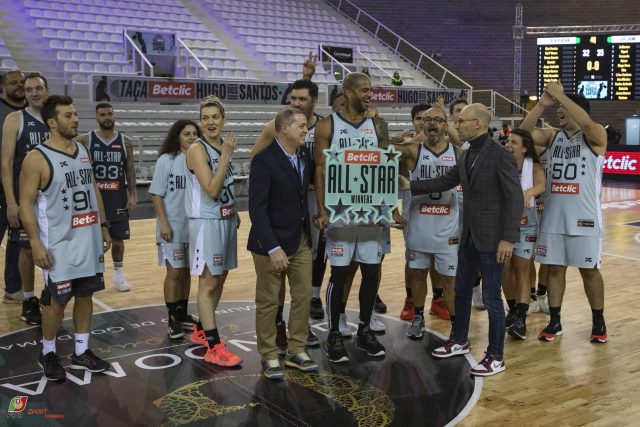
248,106,318,380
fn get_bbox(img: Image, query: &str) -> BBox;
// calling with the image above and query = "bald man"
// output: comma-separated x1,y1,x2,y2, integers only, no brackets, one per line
411,103,523,377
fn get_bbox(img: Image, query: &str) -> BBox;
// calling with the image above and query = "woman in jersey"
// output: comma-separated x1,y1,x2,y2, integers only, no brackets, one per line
502,128,545,340
186,96,242,367
149,120,200,340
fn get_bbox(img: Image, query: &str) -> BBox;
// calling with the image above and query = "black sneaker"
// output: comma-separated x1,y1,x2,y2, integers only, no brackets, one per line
326,330,349,363
21,296,42,325
178,313,200,330
306,327,320,347
70,349,110,372
276,320,288,355
538,319,563,341
590,322,607,343
310,297,324,319
373,295,387,314
168,315,185,339
507,315,527,340
38,352,66,381
505,310,516,330
355,324,385,357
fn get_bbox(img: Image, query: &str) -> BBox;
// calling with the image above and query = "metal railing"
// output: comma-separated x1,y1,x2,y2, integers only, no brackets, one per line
177,37,208,78
123,31,154,77
319,45,353,81
357,48,393,87
323,0,472,92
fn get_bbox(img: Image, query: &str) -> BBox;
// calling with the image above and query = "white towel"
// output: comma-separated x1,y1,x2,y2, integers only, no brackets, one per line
521,157,534,206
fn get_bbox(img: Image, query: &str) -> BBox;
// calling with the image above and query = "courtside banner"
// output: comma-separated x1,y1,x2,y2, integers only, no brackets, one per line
91,75,294,104
603,150,640,176
323,135,399,225
328,85,468,107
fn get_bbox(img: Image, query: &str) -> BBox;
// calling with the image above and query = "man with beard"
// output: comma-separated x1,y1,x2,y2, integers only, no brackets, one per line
0,70,26,304
2,73,50,325
19,95,111,380
77,103,137,292
392,107,459,339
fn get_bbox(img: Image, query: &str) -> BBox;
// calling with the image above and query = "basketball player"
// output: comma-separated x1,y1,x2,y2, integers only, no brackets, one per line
2,72,50,325
185,96,242,367
149,119,201,339
77,103,137,292
502,129,545,339
19,95,111,381
315,72,403,362
520,81,608,343
0,70,26,304
391,107,459,339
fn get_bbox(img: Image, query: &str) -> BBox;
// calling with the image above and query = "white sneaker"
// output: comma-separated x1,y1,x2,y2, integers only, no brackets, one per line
112,271,130,292
472,287,485,310
339,313,352,337
369,315,386,332
538,294,549,313
528,297,540,314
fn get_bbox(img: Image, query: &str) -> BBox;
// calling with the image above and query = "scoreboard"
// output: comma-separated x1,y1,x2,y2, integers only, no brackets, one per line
537,34,640,100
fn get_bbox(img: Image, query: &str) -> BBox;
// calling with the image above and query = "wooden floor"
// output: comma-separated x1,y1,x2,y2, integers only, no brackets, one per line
1,183,639,426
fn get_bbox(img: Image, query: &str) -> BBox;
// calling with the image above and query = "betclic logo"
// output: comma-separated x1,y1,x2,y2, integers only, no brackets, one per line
603,151,640,175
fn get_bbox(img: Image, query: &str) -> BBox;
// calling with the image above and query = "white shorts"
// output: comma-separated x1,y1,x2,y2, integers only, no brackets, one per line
406,250,458,276
189,217,238,276
325,225,382,267
157,242,188,268
380,226,391,255
513,227,537,260
536,232,602,269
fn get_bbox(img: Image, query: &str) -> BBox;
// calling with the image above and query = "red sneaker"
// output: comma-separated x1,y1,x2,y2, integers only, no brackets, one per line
400,298,414,321
429,297,451,320
204,341,242,367
190,324,207,345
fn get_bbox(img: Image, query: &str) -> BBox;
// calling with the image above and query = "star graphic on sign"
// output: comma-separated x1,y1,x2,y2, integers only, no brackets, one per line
324,146,340,163
384,146,400,162
64,205,70,211
370,198,392,223
326,196,352,224
352,206,371,223
352,176,359,182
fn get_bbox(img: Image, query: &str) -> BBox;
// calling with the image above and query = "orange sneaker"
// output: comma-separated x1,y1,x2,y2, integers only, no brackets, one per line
204,341,242,367
190,324,207,345
429,297,451,320
400,298,414,321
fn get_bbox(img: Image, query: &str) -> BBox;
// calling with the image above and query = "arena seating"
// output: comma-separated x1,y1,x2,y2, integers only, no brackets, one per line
0,37,17,70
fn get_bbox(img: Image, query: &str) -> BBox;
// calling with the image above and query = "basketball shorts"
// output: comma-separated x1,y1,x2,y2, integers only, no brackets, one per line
536,232,602,269
380,226,391,255
158,242,188,268
308,191,321,258
9,225,31,249
108,220,130,241
400,189,411,241
513,226,537,260
189,217,238,276
42,273,105,306
325,225,382,267
406,250,458,276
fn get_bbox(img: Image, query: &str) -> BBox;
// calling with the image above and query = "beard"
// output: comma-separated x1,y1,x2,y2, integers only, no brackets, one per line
5,90,26,105
99,121,114,131
58,127,78,140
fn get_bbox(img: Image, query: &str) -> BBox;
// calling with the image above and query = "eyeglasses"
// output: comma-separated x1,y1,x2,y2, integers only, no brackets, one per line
456,118,478,125
415,116,446,124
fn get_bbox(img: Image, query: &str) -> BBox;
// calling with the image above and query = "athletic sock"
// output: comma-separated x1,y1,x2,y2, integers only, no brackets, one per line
204,328,221,349
312,287,321,299
74,333,89,355
405,287,413,298
340,302,347,314
114,261,123,271
507,299,516,312
415,306,425,317
591,308,604,325
550,306,561,323
537,284,547,296
275,305,284,324
473,276,481,287
42,338,56,355
166,301,179,317
433,288,443,299
515,303,529,318
23,291,35,300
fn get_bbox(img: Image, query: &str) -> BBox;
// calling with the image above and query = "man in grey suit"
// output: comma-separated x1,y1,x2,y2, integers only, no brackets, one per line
411,103,523,376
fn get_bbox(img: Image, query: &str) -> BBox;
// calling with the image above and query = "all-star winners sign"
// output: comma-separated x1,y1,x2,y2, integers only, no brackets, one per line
324,136,399,225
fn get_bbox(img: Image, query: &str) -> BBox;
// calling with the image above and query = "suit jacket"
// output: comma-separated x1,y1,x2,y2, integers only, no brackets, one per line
247,139,312,256
410,134,523,252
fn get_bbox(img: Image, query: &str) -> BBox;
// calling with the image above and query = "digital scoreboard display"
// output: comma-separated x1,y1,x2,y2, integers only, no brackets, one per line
537,34,640,100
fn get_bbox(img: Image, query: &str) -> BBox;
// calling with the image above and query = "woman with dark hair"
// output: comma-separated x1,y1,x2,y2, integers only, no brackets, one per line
149,119,201,339
502,128,545,340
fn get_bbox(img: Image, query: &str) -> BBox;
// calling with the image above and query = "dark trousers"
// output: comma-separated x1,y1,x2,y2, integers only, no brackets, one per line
0,195,21,294
452,235,505,357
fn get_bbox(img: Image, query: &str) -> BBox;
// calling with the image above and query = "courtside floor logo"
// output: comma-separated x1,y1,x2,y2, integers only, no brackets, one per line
0,302,479,426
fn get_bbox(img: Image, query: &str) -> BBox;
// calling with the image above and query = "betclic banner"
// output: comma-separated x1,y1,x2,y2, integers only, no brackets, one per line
328,85,469,107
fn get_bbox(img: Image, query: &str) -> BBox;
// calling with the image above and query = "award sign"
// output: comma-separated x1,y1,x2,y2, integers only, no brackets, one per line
324,136,399,225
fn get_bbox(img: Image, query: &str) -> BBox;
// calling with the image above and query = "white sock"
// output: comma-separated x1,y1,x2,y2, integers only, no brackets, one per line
74,333,90,355
312,287,321,299
42,338,56,355
23,291,35,299
114,262,123,272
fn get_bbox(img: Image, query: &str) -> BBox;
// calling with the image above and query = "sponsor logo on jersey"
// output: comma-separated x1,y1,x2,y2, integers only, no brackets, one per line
370,88,397,104
111,144,122,149
98,181,120,190
72,211,99,228
213,255,223,264
361,128,374,134
172,249,185,260
149,81,195,99
330,247,344,256
220,204,235,219
525,235,537,242
536,200,544,212
536,245,547,256
520,216,529,226
551,182,580,194
81,156,90,163
448,237,459,245
577,219,595,228
344,150,380,164
56,281,72,295
420,203,450,215
442,156,454,161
